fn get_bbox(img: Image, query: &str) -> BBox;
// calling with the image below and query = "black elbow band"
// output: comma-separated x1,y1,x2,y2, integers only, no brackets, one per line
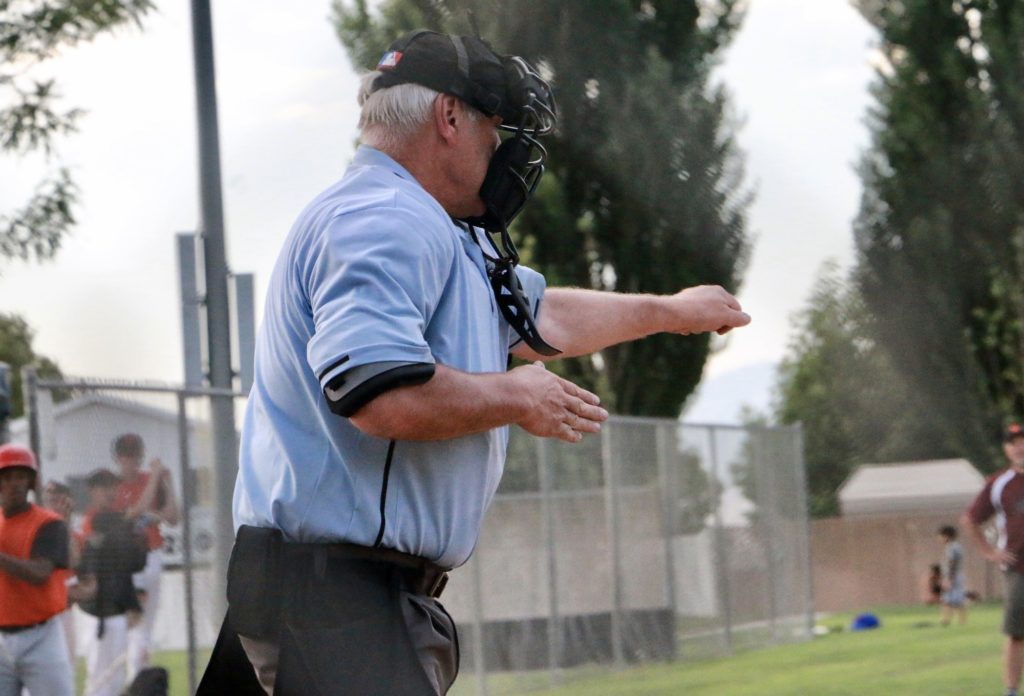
324,363,436,417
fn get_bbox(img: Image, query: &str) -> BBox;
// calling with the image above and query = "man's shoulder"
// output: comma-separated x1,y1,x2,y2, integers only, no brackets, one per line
24,504,61,526
302,169,451,244
986,467,1021,486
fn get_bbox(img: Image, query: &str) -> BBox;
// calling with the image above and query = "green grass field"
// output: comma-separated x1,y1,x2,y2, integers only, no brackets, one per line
108,603,1005,695
452,603,1007,696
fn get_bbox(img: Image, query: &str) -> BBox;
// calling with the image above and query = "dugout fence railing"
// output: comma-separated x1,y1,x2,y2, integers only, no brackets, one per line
17,374,812,696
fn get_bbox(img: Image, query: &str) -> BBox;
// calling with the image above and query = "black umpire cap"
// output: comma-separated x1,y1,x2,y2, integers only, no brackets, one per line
370,30,554,130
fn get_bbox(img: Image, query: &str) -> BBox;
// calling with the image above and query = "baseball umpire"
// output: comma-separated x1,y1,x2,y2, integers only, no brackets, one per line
197,29,750,696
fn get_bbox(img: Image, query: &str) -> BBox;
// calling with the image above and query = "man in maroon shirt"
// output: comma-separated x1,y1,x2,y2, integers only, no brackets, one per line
963,423,1024,696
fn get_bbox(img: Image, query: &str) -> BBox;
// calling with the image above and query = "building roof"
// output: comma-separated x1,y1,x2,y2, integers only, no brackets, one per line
838,459,985,517
8,392,184,437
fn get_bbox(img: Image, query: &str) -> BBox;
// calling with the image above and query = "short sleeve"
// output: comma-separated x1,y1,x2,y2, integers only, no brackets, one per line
966,478,996,524
506,264,547,352
31,520,70,569
305,205,457,391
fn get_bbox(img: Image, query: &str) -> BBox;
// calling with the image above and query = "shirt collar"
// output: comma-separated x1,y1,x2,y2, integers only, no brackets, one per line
353,145,474,243
352,145,419,184
2,502,32,519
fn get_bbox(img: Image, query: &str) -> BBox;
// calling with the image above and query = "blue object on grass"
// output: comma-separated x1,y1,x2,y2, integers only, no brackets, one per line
851,612,880,631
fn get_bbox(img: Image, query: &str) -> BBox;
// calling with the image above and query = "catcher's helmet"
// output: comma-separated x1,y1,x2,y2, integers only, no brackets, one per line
0,443,38,475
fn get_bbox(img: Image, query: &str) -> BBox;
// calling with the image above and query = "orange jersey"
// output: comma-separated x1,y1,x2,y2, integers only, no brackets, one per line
0,505,69,626
114,473,164,551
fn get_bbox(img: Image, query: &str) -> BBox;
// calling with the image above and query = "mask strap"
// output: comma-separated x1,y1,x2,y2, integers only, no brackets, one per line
449,35,470,78
460,221,562,357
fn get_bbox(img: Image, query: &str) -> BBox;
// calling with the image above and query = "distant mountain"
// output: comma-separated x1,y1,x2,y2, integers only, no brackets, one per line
681,361,778,426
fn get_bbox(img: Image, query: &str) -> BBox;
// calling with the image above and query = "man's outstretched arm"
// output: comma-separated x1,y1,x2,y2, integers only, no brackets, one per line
349,285,748,443
515,285,751,362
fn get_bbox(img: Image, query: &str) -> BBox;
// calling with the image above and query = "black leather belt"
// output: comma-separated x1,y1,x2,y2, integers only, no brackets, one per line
0,620,48,634
288,541,450,599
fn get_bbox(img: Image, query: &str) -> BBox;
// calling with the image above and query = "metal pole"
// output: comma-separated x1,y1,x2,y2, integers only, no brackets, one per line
792,424,816,639
233,273,256,394
656,424,678,659
539,438,561,683
0,362,10,444
176,232,205,389
470,551,489,696
708,426,733,652
189,0,237,615
21,367,41,498
754,429,780,641
177,393,198,695
601,425,624,665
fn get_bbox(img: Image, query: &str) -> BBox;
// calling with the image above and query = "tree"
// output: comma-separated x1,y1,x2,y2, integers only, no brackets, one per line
0,313,64,419
332,0,752,417
852,0,1024,469
772,262,923,517
0,0,153,265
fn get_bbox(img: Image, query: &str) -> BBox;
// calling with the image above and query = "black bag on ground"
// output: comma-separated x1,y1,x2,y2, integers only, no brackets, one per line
126,666,169,696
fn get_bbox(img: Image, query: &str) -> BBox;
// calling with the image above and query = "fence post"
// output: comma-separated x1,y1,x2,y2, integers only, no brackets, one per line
469,549,489,696
656,423,678,659
539,437,562,684
793,424,816,638
602,424,625,665
708,426,733,652
755,428,781,641
177,392,199,695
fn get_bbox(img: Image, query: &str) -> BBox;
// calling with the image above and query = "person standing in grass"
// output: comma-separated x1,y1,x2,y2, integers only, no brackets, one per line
963,423,1024,696
938,525,967,626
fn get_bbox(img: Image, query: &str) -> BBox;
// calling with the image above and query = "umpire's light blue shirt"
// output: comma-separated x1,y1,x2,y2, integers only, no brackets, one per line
234,146,546,569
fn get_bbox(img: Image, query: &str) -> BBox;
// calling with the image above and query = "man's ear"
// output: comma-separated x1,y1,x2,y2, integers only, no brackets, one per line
434,94,462,146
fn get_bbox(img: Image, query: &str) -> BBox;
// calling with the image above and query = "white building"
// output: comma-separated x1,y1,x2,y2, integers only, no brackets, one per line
838,459,985,517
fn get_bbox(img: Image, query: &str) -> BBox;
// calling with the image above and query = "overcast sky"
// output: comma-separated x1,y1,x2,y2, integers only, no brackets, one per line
0,0,876,422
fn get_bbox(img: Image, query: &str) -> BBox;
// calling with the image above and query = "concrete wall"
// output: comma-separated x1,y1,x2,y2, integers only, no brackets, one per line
442,488,683,624
811,511,1000,612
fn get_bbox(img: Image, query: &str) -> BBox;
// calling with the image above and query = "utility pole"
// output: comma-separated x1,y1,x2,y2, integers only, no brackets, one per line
190,0,236,612
0,362,10,444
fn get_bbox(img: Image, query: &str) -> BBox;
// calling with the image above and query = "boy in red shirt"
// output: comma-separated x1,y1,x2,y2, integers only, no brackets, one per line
0,444,73,696
109,433,179,679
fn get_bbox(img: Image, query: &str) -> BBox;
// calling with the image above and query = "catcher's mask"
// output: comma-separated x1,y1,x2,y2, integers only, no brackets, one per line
372,29,555,234
373,30,561,356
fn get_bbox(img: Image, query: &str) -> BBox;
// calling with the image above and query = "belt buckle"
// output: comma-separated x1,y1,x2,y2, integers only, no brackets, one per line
428,572,448,598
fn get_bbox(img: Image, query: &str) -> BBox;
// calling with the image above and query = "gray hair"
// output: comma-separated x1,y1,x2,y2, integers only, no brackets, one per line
357,71,481,153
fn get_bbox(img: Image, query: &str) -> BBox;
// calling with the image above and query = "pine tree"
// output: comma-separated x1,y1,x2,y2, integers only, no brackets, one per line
0,0,153,265
852,0,1024,468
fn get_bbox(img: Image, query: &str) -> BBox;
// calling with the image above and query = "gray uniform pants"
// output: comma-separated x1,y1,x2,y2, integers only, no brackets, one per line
197,529,459,696
0,617,74,696
239,590,458,695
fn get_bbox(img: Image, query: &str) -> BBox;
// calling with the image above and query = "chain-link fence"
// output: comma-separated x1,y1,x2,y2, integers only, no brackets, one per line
15,375,811,695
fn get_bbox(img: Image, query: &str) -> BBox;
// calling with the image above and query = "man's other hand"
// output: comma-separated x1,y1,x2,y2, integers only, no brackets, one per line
512,362,608,443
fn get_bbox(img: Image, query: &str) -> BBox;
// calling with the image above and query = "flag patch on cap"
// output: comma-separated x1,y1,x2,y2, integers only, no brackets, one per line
377,50,403,70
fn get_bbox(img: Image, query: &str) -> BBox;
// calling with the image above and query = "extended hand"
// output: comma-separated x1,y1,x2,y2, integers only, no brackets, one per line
512,362,608,443
666,285,750,336
150,457,169,481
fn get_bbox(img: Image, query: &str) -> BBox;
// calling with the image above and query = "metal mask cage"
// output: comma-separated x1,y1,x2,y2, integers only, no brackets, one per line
499,56,556,136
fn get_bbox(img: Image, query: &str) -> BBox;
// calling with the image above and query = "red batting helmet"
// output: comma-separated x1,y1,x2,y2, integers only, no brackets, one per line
0,443,38,474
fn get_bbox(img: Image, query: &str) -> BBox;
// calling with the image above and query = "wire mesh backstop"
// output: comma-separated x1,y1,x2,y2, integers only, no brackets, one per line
16,375,811,695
